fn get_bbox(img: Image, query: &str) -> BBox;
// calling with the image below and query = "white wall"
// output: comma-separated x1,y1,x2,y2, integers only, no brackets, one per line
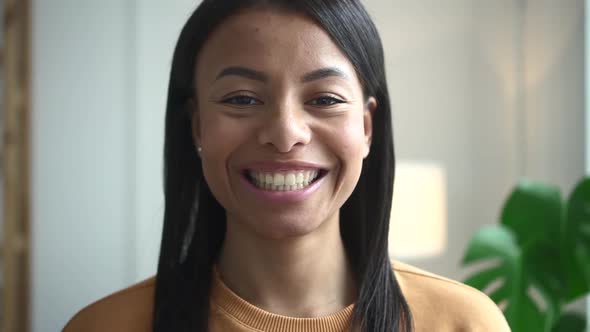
31,1,197,331
588,0,590,177
30,1,586,331
366,0,586,284
523,0,585,191
367,0,481,277
32,2,135,331
587,0,590,325
132,0,198,281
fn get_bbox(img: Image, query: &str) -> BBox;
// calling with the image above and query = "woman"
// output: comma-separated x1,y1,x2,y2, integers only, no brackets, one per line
64,1,510,331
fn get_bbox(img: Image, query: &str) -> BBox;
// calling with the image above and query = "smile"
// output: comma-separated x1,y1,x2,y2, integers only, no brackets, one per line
245,169,326,192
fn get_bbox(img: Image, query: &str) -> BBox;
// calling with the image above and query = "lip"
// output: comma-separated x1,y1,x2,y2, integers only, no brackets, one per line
240,161,328,173
238,160,329,203
239,171,327,203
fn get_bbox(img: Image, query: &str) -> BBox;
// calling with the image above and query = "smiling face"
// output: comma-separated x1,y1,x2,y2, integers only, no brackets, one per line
193,8,374,240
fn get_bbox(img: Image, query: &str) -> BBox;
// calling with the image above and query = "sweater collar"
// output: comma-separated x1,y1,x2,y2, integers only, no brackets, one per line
210,267,354,332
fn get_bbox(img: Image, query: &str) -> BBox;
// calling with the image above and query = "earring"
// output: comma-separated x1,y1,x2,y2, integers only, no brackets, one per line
197,146,202,154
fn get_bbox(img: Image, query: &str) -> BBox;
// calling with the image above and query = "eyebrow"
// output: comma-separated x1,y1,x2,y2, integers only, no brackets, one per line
214,66,349,83
215,66,268,82
301,67,349,83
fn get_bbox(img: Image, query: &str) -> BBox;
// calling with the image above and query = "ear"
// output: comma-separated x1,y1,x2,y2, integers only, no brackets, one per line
188,99,201,148
363,97,376,158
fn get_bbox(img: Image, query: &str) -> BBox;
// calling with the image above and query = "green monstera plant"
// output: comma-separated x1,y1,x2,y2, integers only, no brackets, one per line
461,177,590,332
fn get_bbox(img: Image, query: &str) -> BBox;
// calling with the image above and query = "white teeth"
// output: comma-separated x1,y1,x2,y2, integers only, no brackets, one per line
248,170,321,191
285,173,296,186
274,173,285,186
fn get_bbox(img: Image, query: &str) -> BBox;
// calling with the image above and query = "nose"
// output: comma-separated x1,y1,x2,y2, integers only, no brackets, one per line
257,102,311,153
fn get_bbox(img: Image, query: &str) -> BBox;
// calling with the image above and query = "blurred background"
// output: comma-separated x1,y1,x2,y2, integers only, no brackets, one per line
0,0,587,331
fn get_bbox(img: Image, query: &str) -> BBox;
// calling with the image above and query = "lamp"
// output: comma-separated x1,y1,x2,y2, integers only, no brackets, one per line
388,161,447,259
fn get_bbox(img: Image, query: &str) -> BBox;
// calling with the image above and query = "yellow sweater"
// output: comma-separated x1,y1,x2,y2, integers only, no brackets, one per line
63,262,510,331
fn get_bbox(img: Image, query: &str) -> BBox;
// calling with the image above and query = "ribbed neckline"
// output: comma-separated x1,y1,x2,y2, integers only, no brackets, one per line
210,268,354,332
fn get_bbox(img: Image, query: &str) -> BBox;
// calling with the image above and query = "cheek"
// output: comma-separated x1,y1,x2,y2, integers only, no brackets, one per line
318,114,368,196
327,118,367,206
199,111,251,156
198,111,249,204
332,116,368,159
200,111,234,146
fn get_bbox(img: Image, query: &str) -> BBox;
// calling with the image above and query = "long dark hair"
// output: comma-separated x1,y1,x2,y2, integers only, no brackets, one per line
154,1,413,331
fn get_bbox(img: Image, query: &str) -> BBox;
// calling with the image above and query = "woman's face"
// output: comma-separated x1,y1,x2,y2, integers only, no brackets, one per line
193,9,374,240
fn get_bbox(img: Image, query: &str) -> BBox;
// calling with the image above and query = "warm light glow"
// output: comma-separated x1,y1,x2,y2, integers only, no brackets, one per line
388,161,447,259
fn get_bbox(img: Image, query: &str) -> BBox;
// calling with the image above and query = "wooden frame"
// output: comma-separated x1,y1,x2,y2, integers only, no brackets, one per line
2,0,31,331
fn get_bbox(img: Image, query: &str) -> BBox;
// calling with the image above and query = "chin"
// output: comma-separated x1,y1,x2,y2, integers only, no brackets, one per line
247,213,328,240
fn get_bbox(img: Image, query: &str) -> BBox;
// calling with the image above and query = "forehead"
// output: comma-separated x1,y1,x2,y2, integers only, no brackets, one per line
195,8,358,83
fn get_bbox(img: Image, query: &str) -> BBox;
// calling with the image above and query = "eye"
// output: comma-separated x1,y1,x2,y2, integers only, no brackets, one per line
306,96,345,106
221,95,262,106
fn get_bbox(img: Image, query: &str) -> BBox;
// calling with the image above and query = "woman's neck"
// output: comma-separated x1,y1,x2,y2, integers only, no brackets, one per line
217,214,356,318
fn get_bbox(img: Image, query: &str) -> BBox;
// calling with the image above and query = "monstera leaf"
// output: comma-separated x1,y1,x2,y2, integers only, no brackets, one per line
563,178,590,301
462,180,571,332
501,180,565,327
462,225,547,331
552,312,587,332
500,180,563,248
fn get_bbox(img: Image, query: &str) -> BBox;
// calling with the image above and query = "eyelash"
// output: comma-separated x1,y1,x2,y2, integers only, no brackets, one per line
221,95,262,106
220,95,345,107
305,96,345,106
